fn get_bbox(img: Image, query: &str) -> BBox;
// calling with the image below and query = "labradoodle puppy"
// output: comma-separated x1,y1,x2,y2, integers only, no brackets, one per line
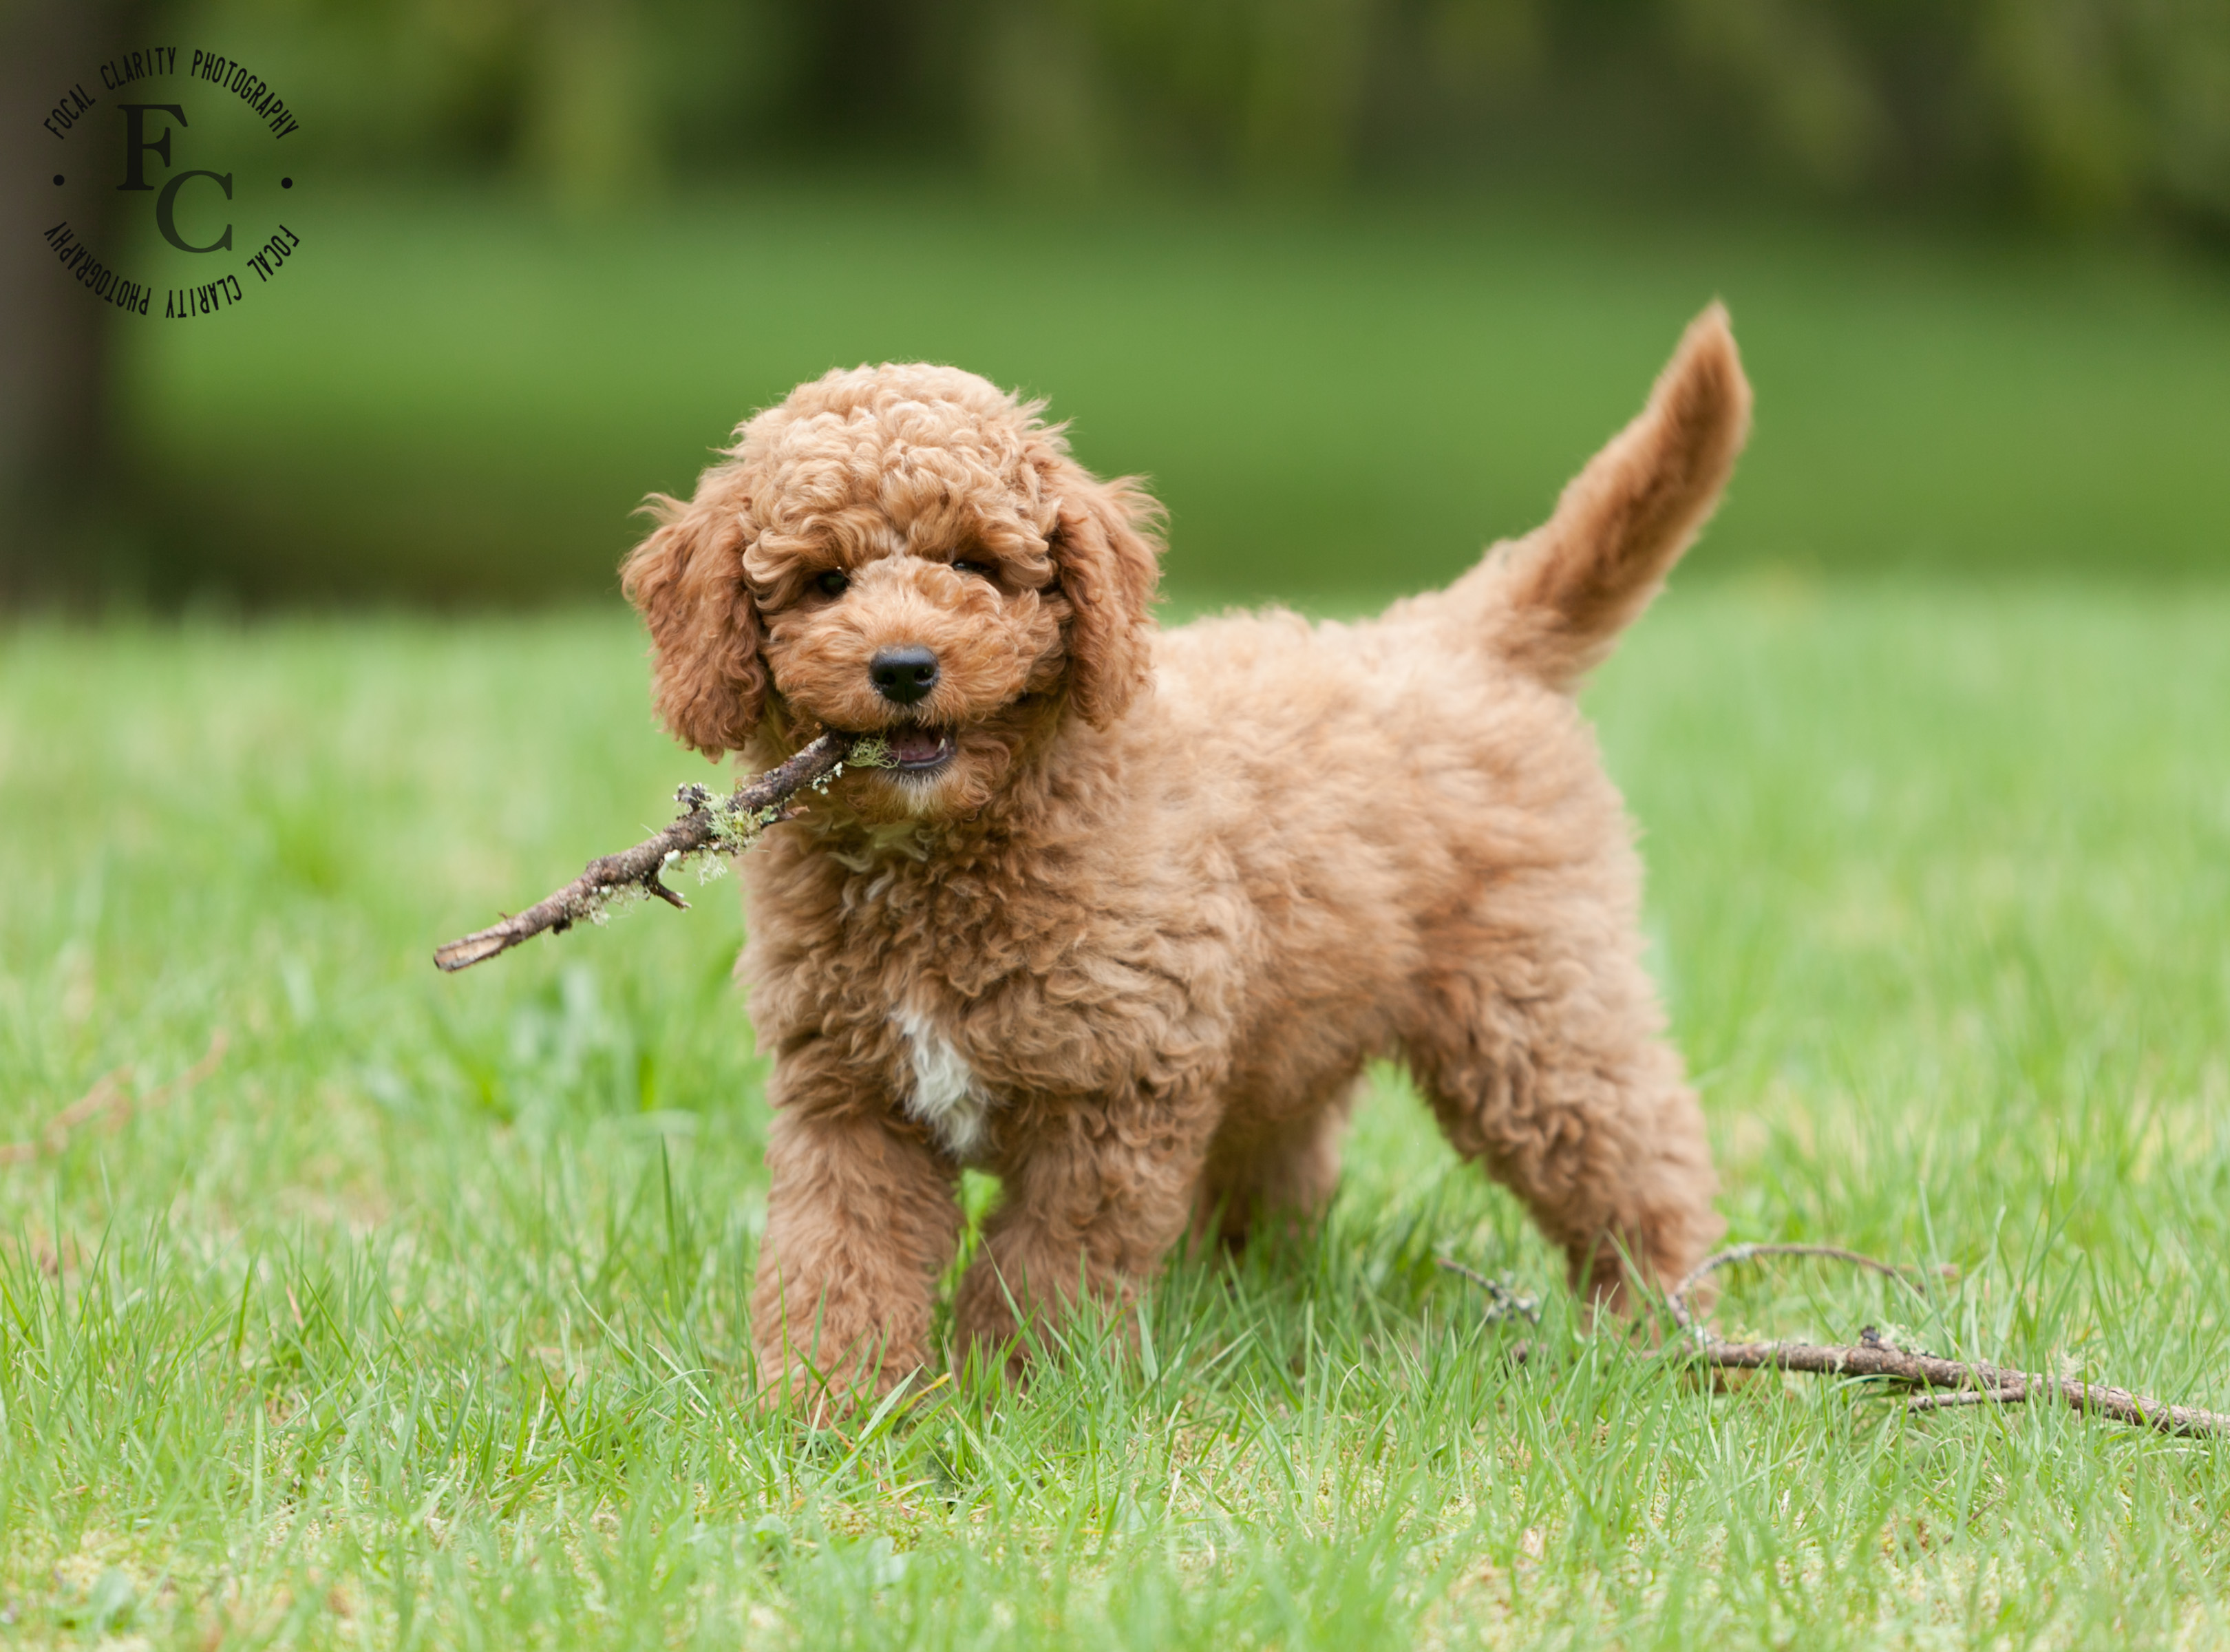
624,306,1750,1401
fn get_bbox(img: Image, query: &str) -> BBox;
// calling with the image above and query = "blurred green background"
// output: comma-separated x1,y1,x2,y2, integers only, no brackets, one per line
6,0,2228,606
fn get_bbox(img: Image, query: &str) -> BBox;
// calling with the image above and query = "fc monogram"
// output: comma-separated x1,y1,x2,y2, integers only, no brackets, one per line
36,45,303,320
118,102,235,253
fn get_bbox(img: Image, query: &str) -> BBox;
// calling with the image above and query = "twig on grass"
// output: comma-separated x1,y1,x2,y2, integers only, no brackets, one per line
1662,1241,1935,1333
0,1028,230,1165
432,732,889,973
1675,1245,2230,1437
1905,1387,2024,1414
1435,1257,1542,1324
1446,1241,2230,1439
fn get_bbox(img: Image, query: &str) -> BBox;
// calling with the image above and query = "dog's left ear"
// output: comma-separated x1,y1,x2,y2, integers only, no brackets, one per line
1045,469,1162,728
620,483,767,758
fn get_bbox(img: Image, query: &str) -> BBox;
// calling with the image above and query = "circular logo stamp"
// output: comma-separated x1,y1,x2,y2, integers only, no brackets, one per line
38,45,302,319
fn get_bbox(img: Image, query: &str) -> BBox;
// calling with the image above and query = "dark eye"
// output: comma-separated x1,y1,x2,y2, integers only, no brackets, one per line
951,560,996,579
814,569,850,597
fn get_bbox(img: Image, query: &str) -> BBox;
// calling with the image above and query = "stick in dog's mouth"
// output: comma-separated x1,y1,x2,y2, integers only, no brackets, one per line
432,730,889,972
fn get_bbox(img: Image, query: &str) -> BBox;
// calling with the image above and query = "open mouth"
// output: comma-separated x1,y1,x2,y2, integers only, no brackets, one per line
883,727,955,772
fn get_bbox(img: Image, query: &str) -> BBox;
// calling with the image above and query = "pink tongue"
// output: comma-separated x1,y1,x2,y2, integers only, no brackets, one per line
889,729,945,764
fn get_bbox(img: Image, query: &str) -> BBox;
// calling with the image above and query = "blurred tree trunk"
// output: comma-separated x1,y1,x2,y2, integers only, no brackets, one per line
0,0,136,602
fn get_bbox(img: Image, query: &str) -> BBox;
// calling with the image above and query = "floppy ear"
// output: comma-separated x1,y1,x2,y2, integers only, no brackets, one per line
619,489,767,758
1048,470,1162,728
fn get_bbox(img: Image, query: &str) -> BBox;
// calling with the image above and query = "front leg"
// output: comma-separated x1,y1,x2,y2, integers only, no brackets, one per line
751,1068,961,1410
954,1088,1215,1378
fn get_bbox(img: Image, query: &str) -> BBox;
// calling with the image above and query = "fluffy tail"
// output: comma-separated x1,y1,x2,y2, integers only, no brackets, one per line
1462,304,1752,691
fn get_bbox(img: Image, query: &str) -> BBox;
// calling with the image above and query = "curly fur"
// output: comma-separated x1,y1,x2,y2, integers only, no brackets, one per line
623,308,1752,1404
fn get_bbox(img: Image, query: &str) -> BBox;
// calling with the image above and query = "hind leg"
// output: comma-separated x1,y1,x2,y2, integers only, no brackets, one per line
1191,1077,1361,1251
1407,963,1720,1311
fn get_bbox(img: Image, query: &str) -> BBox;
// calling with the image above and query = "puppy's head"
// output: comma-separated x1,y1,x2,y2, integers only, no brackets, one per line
622,364,1160,821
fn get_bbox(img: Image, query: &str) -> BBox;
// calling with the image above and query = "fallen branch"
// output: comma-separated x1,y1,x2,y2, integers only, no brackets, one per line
1447,1241,2230,1439
1675,1244,2230,1437
432,732,888,973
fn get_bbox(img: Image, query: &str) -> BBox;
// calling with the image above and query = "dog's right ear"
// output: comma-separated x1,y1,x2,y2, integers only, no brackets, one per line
620,487,767,758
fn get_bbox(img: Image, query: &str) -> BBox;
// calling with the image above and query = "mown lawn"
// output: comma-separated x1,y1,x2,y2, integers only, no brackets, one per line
4,584,2230,1647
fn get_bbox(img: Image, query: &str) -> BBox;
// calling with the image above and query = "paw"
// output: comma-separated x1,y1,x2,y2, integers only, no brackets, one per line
750,1341,924,1419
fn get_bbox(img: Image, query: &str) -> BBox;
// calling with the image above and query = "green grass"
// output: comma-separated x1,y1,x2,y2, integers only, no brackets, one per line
6,584,2230,1647
123,182,2230,603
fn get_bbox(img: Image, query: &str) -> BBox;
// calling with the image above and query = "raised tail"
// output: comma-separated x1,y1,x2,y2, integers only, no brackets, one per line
1459,304,1752,691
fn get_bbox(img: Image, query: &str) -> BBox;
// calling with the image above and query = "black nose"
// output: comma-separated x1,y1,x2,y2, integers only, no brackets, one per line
870,645,939,706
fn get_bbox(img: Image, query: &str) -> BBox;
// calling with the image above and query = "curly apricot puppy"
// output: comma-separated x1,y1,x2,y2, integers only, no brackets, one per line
624,306,1749,1403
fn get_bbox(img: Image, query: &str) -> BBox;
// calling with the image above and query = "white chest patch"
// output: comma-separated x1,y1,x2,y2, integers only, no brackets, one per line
893,1006,995,1161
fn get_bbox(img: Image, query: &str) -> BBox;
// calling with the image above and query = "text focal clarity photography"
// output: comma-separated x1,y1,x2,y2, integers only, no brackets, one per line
39,43,300,319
